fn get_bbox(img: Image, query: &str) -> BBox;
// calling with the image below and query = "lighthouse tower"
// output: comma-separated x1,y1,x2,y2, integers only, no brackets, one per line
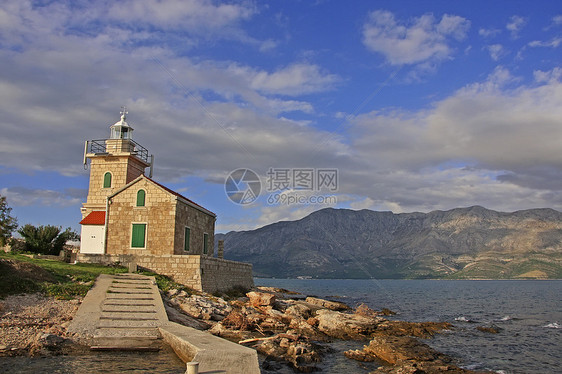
79,108,153,253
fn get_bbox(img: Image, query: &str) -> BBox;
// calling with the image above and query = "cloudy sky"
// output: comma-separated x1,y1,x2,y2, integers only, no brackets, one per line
1,0,561,233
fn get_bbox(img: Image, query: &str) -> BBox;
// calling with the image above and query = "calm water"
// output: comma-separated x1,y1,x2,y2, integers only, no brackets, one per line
0,345,186,374
256,278,562,374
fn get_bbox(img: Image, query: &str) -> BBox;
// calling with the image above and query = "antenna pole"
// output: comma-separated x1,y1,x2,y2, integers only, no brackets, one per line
149,155,154,178
83,141,89,169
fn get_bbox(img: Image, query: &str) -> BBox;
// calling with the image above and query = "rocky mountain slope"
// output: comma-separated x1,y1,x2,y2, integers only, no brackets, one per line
216,206,562,279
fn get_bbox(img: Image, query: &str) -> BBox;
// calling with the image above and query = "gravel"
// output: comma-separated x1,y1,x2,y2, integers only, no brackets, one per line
0,293,81,355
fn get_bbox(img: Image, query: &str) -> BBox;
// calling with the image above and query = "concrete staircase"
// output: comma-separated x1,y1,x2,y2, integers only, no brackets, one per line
68,272,261,373
88,274,168,350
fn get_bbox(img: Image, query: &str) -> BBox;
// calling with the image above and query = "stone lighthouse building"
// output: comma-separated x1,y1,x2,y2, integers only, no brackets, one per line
77,109,253,293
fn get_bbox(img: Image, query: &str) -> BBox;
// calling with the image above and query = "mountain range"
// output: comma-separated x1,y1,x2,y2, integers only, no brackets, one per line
216,206,562,279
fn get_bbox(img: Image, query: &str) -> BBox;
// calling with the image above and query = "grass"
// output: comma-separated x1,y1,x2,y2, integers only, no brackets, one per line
0,252,127,299
136,269,194,295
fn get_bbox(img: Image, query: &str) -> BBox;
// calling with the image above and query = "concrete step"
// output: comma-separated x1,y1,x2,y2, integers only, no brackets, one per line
114,275,152,281
94,327,160,338
101,305,157,313
100,312,159,320
107,289,153,294
103,299,156,306
91,337,161,351
110,284,152,290
113,278,153,283
105,294,154,300
97,320,161,328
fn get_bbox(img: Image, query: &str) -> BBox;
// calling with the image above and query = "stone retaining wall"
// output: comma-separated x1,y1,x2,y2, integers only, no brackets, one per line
76,253,253,293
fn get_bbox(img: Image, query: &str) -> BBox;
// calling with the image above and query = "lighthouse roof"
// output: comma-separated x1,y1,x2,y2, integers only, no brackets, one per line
110,107,134,131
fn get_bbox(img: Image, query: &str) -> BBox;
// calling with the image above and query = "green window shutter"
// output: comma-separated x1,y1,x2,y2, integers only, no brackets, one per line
184,227,190,251
136,190,145,206
131,224,146,248
103,172,112,188
203,233,209,254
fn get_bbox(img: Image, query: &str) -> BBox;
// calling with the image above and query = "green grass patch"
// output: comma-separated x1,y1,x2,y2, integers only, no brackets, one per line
136,270,194,295
45,282,93,299
0,252,127,299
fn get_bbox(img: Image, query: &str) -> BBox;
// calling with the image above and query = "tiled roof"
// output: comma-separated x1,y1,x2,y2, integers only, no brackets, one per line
79,211,106,225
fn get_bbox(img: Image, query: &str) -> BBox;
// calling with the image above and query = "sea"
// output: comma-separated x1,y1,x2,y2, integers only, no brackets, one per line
255,278,562,374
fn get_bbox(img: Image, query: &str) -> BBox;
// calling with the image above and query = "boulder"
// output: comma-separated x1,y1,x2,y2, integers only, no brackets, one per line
315,309,382,339
343,349,376,362
252,334,321,373
285,303,315,319
364,335,442,364
164,302,211,330
247,291,277,308
476,325,502,334
305,296,350,311
177,295,232,321
374,320,452,338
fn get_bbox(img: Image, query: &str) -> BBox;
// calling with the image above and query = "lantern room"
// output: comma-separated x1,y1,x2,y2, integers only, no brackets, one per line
110,107,133,140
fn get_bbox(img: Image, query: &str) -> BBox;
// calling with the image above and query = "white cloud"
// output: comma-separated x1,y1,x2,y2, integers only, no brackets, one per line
528,37,562,48
534,67,562,83
0,187,85,207
486,44,506,61
479,28,501,38
362,10,470,65
108,0,256,30
485,44,506,61
344,67,562,212
506,15,526,38
228,63,340,96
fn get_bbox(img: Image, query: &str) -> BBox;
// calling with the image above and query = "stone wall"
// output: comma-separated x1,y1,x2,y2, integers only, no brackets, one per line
107,178,176,255
173,200,215,256
200,256,254,293
84,154,146,211
76,253,254,293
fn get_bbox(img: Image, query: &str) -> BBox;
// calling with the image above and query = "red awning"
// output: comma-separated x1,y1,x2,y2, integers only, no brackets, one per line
79,211,106,225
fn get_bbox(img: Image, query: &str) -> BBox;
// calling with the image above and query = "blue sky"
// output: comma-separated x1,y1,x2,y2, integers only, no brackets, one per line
1,0,561,234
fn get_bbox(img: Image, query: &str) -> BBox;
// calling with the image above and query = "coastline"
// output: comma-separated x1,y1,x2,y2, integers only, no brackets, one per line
1,283,494,374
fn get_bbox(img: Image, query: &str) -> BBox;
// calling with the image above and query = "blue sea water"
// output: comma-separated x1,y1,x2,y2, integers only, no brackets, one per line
256,278,562,374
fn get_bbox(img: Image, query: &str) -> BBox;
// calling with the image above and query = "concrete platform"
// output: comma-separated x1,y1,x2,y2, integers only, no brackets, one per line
160,322,260,374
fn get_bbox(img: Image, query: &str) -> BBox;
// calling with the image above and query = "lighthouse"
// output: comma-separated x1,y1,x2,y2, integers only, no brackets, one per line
79,108,153,253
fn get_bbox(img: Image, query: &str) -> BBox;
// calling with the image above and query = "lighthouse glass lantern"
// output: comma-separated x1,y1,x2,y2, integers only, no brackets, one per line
110,108,133,140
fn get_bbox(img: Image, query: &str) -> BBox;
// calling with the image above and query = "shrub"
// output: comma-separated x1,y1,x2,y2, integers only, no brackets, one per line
17,224,79,255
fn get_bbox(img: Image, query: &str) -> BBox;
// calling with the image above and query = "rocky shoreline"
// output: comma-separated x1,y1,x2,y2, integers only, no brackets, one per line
164,286,492,373
1,286,494,373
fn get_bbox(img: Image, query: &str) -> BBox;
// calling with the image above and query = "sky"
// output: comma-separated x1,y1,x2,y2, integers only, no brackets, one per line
0,0,561,234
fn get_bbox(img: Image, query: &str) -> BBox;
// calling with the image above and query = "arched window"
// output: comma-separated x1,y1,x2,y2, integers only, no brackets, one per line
136,189,146,207
103,172,112,188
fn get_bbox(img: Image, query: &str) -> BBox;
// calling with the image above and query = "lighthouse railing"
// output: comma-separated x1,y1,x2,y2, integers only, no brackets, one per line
87,139,151,164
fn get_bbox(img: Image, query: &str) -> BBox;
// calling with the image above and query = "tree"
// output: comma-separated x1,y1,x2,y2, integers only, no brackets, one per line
0,195,18,247
18,224,79,255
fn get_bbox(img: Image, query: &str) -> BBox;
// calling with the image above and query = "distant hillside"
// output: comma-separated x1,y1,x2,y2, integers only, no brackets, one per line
216,206,562,279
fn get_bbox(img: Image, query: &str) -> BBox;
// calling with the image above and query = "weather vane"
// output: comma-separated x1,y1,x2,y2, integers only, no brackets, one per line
120,106,128,120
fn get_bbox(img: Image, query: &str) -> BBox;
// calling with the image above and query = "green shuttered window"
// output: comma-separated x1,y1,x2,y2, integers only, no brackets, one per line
131,223,146,248
203,233,209,254
103,172,112,188
136,190,145,206
184,227,190,251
